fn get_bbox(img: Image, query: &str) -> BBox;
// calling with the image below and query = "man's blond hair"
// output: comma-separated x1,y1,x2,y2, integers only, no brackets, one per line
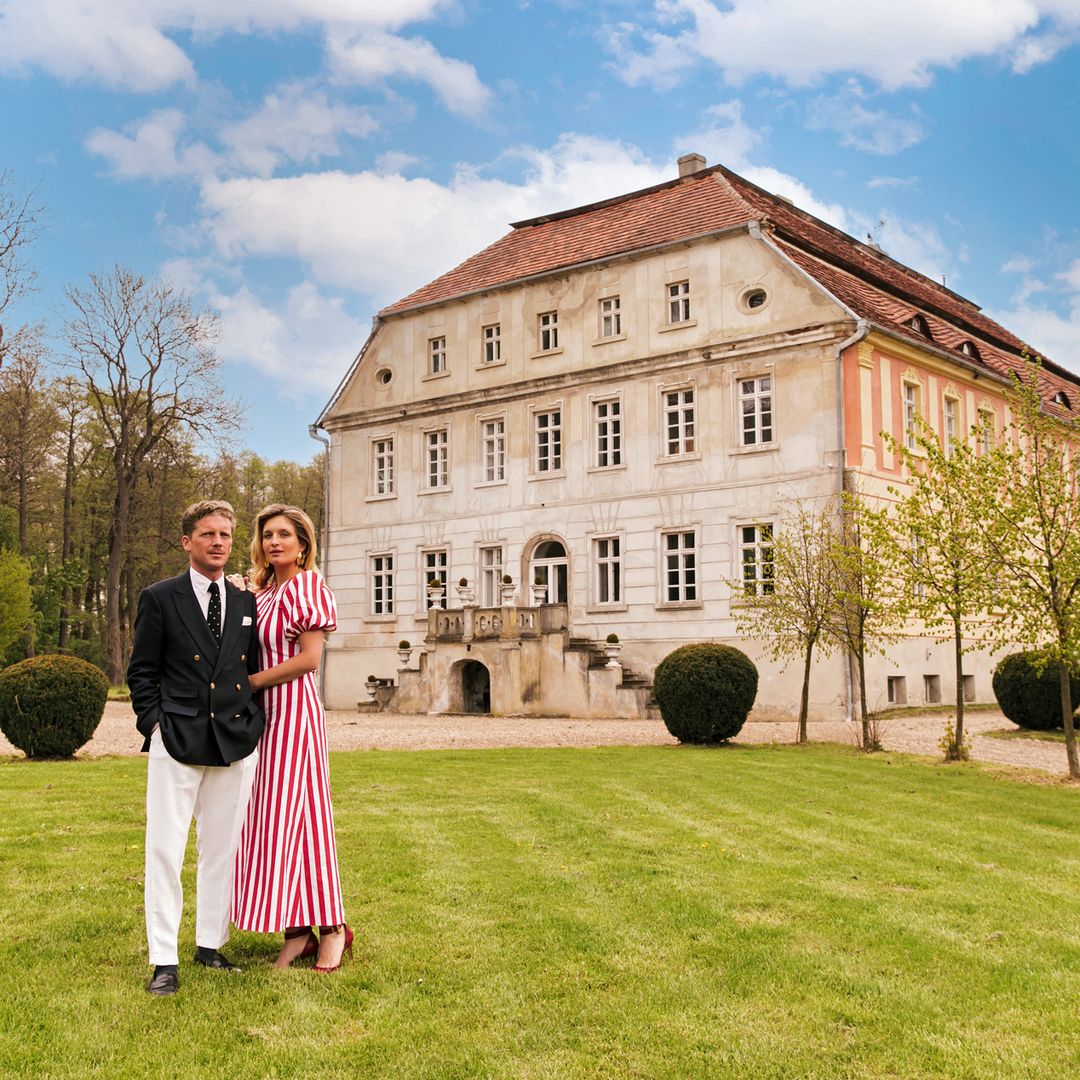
181,500,236,537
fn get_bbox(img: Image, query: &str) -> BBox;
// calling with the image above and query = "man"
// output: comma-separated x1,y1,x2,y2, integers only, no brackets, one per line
128,500,264,997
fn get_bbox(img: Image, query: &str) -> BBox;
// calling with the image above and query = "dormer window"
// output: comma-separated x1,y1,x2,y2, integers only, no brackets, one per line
907,314,931,338
1052,390,1071,409
959,340,979,359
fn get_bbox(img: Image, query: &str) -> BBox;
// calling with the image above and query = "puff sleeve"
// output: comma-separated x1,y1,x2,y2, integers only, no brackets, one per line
282,570,338,640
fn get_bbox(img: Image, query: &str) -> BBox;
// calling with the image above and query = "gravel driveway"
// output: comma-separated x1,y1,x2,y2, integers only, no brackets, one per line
1,702,1073,778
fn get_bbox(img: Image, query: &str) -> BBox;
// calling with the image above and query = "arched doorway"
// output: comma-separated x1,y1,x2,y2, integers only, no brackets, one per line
529,539,569,604
461,660,491,714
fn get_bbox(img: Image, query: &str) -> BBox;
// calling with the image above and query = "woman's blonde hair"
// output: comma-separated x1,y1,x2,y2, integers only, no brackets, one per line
249,503,319,588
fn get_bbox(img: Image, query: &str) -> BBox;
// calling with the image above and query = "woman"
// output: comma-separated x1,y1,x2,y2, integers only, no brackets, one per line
231,503,351,972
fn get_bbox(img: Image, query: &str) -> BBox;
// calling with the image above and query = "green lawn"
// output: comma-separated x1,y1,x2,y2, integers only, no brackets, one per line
1,745,1078,1079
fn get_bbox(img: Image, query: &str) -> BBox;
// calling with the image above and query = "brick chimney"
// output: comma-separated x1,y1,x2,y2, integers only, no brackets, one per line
678,153,707,178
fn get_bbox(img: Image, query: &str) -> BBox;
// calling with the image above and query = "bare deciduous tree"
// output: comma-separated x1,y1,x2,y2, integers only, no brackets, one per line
0,173,42,369
67,266,242,684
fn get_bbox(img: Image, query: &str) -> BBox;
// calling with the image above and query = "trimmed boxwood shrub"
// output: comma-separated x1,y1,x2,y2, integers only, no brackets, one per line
0,655,109,758
653,643,758,744
992,650,1080,731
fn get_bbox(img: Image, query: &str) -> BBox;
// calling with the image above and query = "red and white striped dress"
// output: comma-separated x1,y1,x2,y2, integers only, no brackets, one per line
232,570,344,932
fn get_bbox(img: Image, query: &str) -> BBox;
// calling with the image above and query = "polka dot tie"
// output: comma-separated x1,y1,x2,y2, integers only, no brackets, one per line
207,581,221,644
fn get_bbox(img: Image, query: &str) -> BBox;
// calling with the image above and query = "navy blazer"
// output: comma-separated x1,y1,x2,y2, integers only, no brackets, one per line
127,571,265,766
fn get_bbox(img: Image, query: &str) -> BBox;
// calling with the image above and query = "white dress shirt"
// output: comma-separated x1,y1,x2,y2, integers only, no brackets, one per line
189,567,227,627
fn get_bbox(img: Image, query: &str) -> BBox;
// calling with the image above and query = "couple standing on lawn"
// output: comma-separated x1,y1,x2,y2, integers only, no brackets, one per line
127,499,351,997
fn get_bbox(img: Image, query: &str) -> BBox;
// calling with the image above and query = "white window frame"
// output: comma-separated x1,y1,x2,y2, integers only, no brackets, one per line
428,336,447,377
902,381,920,451
592,396,623,469
423,427,449,490
658,527,700,607
479,415,507,485
661,384,696,458
667,280,690,324
738,522,774,597
420,547,448,610
943,395,959,458
532,406,563,475
591,533,624,608
739,375,774,447
538,310,559,352
369,551,395,616
370,436,395,497
478,544,504,608
482,323,502,366
599,295,622,339
977,408,995,456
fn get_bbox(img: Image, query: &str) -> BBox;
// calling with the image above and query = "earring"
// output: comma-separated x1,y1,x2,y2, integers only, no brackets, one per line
296,551,304,565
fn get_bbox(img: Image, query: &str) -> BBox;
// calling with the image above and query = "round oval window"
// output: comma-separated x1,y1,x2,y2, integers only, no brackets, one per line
745,288,768,310
375,367,393,385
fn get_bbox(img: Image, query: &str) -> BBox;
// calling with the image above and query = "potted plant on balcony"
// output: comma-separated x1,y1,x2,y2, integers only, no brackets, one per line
426,577,445,609
530,576,548,606
396,639,413,668
456,576,475,604
500,573,516,605
603,632,622,668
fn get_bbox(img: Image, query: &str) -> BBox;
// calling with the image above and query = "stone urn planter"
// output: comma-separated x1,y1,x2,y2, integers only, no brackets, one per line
499,575,516,605
396,640,413,669
456,577,475,605
364,676,379,702
531,580,548,606
426,580,445,610
603,634,622,669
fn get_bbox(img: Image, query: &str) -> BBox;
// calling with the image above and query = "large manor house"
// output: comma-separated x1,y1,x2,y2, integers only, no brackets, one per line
314,156,1080,720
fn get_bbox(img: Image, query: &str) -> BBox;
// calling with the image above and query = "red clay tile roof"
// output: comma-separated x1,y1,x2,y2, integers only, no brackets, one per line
379,162,1080,411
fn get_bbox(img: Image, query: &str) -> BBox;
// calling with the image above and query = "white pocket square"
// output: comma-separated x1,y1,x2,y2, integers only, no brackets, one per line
242,616,253,626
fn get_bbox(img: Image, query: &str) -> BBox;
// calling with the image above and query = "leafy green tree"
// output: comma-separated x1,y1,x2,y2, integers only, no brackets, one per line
0,548,32,661
978,361,1080,778
735,499,839,743
826,488,903,751
881,419,992,760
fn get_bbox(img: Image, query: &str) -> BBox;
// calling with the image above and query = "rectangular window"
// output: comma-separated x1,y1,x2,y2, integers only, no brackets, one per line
664,387,695,456
887,676,907,705
978,409,994,456
943,397,957,458
924,674,941,704
482,418,506,482
740,523,775,596
593,535,622,605
663,530,697,603
903,382,919,450
429,336,447,376
370,553,394,615
423,548,447,609
962,674,975,703
538,311,559,352
740,376,773,446
535,409,562,473
479,545,503,607
594,398,622,468
425,428,448,489
667,280,690,324
482,323,501,365
599,296,621,338
372,437,394,496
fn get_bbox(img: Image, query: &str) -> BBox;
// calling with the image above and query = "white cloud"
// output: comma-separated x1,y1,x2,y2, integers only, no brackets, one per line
807,91,925,155
867,176,919,189
220,84,377,177
211,280,368,391
0,1,451,91
85,110,220,180
197,134,671,305
374,150,421,174
327,29,492,119
611,0,1080,92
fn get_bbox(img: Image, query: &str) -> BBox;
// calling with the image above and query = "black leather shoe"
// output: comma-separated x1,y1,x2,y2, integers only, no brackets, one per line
146,965,179,996
194,946,242,972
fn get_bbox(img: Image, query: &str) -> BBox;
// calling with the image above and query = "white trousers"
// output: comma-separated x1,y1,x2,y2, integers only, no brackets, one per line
144,729,258,966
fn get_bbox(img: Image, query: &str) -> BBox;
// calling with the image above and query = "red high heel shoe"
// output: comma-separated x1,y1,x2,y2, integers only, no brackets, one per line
313,924,353,973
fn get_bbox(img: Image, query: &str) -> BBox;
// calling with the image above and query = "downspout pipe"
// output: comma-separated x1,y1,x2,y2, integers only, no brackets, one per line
308,423,332,701
835,319,869,724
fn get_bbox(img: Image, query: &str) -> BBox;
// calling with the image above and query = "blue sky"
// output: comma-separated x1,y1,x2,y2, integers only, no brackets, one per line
3,0,1080,461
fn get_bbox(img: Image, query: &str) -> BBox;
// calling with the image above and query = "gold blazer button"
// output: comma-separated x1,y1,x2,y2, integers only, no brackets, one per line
193,654,201,661
210,682,216,690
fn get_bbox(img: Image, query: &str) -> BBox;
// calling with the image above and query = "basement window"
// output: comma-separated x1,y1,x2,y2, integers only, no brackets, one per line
887,676,907,705
923,674,941,704
963,675,975,703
